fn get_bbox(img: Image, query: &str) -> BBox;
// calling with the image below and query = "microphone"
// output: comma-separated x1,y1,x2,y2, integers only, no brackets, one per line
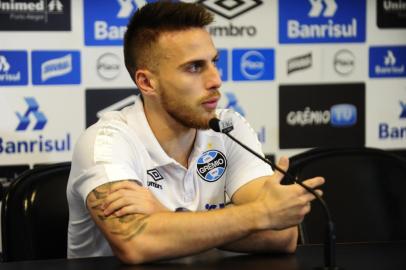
209,117,341,270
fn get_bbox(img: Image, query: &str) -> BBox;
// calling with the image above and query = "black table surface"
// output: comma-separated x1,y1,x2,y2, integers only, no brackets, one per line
1,242,406,270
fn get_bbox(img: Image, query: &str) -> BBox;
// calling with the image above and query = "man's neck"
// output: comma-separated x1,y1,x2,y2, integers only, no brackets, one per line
144,103,197,169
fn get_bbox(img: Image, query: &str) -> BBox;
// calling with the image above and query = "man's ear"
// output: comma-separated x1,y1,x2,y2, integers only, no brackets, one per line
134,69,157,97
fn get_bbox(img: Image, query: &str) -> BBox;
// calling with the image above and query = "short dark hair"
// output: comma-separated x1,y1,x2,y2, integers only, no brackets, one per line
123,1,214,82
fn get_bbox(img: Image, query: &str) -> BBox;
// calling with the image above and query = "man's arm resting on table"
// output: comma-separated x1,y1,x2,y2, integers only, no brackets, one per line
86,181,270,264
217,156,324,254
218,177,298,253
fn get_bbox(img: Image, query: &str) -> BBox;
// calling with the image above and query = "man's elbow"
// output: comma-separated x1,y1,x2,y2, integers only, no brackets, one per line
279,226,298,254
111,242,151,265
114,247,146,264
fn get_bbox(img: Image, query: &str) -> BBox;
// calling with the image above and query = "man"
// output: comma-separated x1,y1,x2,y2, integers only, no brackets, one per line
67,2,324,264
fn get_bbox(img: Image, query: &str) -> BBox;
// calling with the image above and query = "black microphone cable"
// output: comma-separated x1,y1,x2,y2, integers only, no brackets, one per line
209,118,341,270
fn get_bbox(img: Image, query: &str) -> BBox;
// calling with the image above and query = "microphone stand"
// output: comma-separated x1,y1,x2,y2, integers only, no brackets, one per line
223,131,341,270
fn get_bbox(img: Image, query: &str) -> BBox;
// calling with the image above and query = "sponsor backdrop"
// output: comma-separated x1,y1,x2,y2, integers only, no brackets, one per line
1,0,406,167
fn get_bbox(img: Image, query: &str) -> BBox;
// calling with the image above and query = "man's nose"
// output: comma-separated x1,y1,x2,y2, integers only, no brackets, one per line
205,63,222,90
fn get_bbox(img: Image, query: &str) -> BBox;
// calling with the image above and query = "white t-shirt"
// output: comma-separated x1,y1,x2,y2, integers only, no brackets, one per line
67,96,272,258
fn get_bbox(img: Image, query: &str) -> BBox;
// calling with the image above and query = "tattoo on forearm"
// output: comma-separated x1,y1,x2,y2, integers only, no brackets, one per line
111,215,149,241
90,182,149,241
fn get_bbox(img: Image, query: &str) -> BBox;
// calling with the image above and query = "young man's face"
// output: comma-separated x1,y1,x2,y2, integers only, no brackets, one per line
153,28,222,129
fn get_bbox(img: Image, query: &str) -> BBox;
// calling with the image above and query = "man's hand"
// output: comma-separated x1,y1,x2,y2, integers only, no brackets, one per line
255,157,324,230
99,181,169,217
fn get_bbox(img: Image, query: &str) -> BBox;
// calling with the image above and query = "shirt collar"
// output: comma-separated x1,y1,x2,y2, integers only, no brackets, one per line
126,96,213,168
126,96,173,167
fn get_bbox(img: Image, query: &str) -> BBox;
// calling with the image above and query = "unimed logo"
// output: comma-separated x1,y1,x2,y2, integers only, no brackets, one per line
370,46,406,78
32,50,81,85
0,0,71,31
232,49,274,81
0,51,28,86
279,0,366,43
377,0,406,28
84,0,156,46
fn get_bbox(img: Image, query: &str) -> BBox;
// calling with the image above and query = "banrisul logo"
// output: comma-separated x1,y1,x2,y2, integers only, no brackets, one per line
379,101,406,140
84,0,157,46
224,92,245,116
197,150,227,182
15,97,47,131
369,46,406,78
279,0,366,43
0,97,71,155
0,51,28,86
32,50,81,85
232,48,274,81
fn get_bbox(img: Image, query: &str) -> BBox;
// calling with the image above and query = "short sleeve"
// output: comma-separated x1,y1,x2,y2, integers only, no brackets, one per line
218,110,273,198
69,119,145,208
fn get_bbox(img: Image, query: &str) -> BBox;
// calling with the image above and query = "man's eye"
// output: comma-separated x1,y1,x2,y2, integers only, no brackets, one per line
187,63,202,73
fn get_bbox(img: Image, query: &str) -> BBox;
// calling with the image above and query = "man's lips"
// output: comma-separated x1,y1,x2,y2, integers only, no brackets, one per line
202,96,220,110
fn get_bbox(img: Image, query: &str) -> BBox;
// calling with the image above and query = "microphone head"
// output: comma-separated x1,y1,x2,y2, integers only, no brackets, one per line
209,118,234,133
209,118,221,132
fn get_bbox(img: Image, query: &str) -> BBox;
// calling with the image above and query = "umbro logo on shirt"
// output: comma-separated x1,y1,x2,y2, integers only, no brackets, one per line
147,168,164,190
147,168,164,181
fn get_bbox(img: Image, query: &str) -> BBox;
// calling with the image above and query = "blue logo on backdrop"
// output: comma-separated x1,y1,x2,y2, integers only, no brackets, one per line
15,97,47,131
222,92,266,144
225,92,245,116
32,51,81,85
232,49,274,81
197,150,227,182
0,97,71,155
400,101,406,119
379,101,406,140
84,0,159,46
0,51,28,86
216,49,228,81
330,104,357,127
279,0,366,43
369,46,406,78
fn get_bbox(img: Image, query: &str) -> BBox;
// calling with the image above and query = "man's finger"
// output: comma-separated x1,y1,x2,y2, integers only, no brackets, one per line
300,177,325,192
109,180,142,193
273,156,290,183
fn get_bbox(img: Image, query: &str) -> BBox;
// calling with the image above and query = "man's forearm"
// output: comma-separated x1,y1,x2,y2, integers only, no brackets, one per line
218,226,298,253
97,202,268,264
